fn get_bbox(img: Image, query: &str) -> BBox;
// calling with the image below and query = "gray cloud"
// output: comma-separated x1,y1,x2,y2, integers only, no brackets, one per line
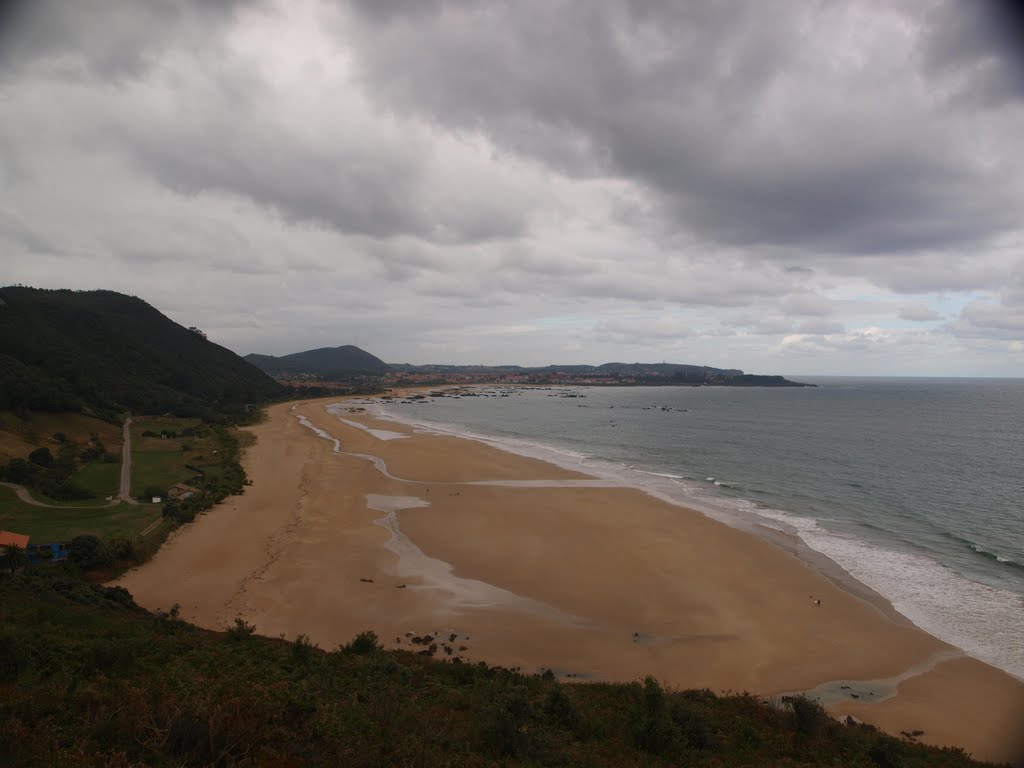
922,0,1024,107
949,269,1024,341
345,0,1024,255
1,0,1023,374
781,293,833,318
0,0,254,78
900,304,943,323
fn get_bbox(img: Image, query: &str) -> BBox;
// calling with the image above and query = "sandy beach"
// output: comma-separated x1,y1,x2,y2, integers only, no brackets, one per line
117,398,1024,765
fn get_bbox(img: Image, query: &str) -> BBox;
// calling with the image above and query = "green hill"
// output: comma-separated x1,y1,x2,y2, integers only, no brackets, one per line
245,345,391,376
0,287,283,420
0,567,998,768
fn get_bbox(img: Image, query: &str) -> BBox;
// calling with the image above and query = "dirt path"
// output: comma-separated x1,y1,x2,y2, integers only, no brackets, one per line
118,417,137,504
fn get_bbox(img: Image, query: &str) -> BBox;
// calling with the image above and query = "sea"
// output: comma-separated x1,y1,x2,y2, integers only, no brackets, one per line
374,377,1024,681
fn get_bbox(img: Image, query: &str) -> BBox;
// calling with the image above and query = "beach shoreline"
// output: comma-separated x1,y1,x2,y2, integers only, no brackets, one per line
364,393,922,633
115,397,1024,765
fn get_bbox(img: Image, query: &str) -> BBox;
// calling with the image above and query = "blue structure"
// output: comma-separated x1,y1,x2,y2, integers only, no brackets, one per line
27,542,69,565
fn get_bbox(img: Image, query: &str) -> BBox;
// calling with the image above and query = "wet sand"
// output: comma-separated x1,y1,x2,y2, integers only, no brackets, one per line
116,398,1024,765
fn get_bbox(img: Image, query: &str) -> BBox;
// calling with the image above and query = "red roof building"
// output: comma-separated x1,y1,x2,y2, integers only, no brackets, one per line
0,530,31,549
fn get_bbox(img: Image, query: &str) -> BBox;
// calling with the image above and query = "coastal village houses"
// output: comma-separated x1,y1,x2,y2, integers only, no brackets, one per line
167,483,201,502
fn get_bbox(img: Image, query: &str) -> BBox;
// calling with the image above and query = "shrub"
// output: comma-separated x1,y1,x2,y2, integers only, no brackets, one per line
787,695,827,738
109,538,137,561
0,458,32,483
67,535,114,569
227,617,256,640
632,676,681,756
291,633,317,663
671,697,713,750
340,630,382,655
868,736,904,768
28,447,54,467
479,687,534,757
102,585,137,609
543,686,581,730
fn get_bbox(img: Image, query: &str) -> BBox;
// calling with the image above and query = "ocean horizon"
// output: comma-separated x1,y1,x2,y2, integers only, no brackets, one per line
365,376,1024,681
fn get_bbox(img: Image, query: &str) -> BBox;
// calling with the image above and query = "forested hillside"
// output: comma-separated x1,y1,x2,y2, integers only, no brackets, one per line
245,344,391,376
0,287,283,420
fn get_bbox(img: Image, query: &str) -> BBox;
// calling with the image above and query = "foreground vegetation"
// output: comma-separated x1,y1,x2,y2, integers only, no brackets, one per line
0,568,996,768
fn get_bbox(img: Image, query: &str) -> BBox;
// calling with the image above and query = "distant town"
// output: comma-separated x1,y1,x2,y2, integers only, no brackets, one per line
270,364,814,393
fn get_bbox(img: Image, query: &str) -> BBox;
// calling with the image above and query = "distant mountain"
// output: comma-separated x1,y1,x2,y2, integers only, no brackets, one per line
0,287,284,418
245,345,391,376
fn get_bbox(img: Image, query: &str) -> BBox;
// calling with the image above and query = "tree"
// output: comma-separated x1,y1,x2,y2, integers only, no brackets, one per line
0,544,28,573
67,535,114,569
28,447,54,467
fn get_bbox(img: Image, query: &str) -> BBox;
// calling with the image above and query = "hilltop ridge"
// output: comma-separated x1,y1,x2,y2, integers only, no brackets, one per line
245,345,390,376
0,287,283,420
251,346,813,387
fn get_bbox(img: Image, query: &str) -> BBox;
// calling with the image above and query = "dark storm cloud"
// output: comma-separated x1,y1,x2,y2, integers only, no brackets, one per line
0,0,254,78
345,0,1024,255
922,0,1024,107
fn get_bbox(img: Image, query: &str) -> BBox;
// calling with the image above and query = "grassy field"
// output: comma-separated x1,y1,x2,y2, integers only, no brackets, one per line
129,417,213,497
71,460,121,498
131,451,195,497
0,486,160,543
0,414,240,545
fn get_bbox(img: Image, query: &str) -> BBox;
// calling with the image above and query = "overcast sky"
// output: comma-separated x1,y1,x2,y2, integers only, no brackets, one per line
3,0,1024,375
